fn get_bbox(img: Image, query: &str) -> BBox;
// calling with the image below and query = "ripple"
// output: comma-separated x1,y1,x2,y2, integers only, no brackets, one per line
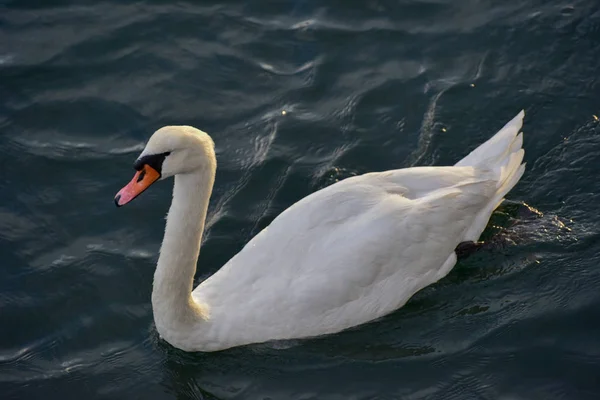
4,0,600,398
0,54,15,65
256,59,321,76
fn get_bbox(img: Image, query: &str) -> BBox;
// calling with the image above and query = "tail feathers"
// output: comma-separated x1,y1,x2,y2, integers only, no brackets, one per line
455,110,525,169
509,132,523,154
499,148,525,189
460,110,527,242
490,162,526,212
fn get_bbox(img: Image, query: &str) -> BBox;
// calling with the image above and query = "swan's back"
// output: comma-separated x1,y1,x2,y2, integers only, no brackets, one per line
192,111,526,350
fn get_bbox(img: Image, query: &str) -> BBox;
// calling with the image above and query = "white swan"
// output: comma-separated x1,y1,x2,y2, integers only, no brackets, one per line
114,110,526,352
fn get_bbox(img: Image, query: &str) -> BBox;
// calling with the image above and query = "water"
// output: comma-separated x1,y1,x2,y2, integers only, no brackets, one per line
2,0,600,398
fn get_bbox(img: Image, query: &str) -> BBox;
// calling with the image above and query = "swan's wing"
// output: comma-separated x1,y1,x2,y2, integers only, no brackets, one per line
195,167,497,341
241,165,486,234
355,165,486,200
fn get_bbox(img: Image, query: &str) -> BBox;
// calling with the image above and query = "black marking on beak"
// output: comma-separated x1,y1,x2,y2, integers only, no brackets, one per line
136,168,146,183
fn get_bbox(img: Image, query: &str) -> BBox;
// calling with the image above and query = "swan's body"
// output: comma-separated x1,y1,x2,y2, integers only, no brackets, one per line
115,111,526,352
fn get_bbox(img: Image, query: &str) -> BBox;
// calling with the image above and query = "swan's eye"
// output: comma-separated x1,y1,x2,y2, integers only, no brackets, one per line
134,151,171,173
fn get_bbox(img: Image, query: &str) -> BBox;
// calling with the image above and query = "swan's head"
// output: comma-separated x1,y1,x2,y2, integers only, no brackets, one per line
114,126,215,207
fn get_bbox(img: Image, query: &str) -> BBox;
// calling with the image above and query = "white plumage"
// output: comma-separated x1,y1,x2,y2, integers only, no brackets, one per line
116,110,526,352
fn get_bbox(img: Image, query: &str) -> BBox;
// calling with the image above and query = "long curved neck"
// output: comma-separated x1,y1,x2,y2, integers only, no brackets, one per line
151,164,215,336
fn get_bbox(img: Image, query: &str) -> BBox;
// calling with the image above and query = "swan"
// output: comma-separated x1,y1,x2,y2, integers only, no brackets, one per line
114,110,526,352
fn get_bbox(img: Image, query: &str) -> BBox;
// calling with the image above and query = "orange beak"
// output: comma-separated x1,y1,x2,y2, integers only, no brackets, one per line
114,165,160,207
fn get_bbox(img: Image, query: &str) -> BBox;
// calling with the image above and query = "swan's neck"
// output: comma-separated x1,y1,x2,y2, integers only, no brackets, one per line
151,167,215,341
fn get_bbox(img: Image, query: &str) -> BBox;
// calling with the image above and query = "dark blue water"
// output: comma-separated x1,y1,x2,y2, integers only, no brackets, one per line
3,0,600,398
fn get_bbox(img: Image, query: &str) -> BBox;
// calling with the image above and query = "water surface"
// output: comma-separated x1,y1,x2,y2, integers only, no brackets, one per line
2,0,600,398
